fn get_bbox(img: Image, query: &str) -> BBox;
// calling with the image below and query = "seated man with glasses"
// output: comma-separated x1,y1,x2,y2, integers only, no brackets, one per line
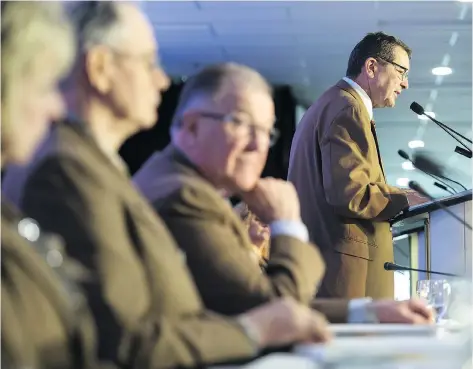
134,63,326,316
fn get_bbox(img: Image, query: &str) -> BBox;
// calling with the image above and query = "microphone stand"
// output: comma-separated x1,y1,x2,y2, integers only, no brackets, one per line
426,115,471,159
410,102,472,159
429,115,472,159
398,150,458,194
430,115,472,145
411,154,467,192
409,180,472,231
384,262,460,277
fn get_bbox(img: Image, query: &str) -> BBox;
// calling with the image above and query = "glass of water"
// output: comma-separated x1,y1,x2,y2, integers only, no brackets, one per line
416,279,452,322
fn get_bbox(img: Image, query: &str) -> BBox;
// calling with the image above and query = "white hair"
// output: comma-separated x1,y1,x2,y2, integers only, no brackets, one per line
66,1,133,51
1,1,75,159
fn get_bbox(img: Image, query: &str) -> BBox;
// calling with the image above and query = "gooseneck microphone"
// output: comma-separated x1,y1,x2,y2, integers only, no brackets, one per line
383,262,460,277
397,150,456,195
410,102,472,159
412,152,467,192
408,180,472,230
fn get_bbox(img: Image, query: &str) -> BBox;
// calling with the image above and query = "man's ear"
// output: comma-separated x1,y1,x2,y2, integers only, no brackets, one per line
180,111,200,136
364,57,377,79
85,45,114,93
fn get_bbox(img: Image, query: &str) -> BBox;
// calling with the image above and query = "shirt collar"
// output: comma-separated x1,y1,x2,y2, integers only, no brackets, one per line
342,77,373,120
100,146,129,176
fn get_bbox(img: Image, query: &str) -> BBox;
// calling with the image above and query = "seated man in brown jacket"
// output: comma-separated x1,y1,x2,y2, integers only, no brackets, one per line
2,2,331,368
133,63,434,325
134,63,325,316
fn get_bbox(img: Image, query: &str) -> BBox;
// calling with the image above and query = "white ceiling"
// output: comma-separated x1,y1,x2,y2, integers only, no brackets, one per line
144,0,472,197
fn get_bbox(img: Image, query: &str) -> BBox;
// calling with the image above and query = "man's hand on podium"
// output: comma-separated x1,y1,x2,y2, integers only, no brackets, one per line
405,189,430,207
367,298,435,324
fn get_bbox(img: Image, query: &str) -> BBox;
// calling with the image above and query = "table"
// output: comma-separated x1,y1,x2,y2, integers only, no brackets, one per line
211,324,472,369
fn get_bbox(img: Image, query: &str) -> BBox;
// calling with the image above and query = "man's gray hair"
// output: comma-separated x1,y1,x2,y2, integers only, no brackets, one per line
1,1,74,157
171,63,272,129
66,1,126,51
60,1,130,90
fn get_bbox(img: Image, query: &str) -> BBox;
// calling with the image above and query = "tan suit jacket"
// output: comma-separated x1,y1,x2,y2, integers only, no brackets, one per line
133,146,325,316
1,201,98,369
288,79,409,299
6,122,259,369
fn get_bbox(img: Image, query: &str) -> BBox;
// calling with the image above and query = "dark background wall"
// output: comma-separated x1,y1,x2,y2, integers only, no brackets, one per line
119,81,298,180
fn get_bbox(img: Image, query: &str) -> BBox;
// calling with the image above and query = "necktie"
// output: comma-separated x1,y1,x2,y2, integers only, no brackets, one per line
370,120,386,181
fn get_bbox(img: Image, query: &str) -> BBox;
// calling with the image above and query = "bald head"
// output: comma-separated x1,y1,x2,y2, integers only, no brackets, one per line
172,63,272,129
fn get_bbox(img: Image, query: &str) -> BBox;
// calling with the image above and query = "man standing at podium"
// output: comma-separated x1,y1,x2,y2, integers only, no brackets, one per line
288,32,426,299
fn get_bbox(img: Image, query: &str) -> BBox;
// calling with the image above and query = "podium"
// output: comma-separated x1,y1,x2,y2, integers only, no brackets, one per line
391,190,472,297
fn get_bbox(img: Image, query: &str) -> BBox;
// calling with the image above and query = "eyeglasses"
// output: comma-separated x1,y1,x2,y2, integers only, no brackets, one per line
197,111,280,147
378,57,409,81
110,48,161,73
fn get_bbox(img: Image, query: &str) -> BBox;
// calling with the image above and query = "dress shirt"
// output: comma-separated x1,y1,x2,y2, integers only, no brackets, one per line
348,298,379,323
270,220,309,242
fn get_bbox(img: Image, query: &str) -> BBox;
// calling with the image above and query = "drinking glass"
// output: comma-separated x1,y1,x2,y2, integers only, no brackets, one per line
416,279,451,322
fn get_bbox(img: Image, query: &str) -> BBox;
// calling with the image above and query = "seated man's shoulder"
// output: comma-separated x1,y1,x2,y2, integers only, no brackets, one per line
27,140,107,192
37,122,125,184
152,174,227,218
24,155,101,198
29,123,90,169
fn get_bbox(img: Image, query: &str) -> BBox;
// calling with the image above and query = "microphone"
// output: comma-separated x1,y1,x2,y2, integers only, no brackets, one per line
410,102,472,159
398,150,457,194
384,262,460,277
433,182,455,195
408,180,472,230
455,146,472,158
412,152,467,191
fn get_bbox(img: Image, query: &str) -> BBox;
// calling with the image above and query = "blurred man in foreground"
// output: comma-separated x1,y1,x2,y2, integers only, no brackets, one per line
1,2,100,368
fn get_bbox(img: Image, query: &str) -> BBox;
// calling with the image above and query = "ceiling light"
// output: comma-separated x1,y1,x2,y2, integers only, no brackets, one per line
408,140,425,149
432,66,453,76
418,112,436,120
396,178,410,187
402,161,415,171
